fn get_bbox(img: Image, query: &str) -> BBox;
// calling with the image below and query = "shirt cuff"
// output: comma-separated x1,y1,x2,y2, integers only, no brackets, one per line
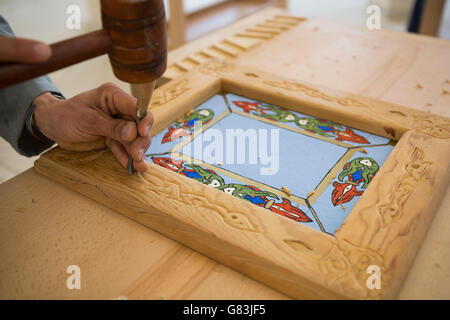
17,91,65,156
25,91,64,142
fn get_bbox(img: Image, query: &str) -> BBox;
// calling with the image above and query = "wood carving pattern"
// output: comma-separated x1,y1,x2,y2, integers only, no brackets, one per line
150,79,190,107
263,80,368,108
140,168,259,232
52,149,106,163
319,239,385,299
34,59,449,299
377,147,432,227
47,148,259,233
283,239,313,252
198,60,235,77
412,113,450,139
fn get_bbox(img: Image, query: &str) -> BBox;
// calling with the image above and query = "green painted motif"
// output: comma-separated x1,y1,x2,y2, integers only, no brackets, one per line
217,183,278,201
295,117,342,137
176,108,214,127
337,157,379,188
184,163,225,187
256,104,297,122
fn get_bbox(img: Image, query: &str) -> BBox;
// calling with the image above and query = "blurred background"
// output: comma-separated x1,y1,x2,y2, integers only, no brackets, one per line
0,0,449,182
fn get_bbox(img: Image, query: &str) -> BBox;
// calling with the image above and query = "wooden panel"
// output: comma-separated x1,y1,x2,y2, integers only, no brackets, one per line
35,147,342,299
335,132,450,298
0,168,288,299
164,7,306,80
220,64,450,141
234,18,450,118
166,7,450,118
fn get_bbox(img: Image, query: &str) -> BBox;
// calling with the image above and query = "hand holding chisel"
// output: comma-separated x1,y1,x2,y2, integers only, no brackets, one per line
127,81,156,174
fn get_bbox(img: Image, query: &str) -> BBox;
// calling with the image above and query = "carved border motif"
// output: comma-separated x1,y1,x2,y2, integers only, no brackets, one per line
150,79,190,108
48,148,260,233
164,10,307,80
412,113,450,139
263,80,369,108
139,170,260,233
198,60,236,77
319,239,385,299
35,64,450,300
377,147,433,227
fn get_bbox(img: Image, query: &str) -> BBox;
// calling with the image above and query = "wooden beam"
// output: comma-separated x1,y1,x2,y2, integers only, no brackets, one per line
419,0,446,36
277,0,287,8
168,0,186,49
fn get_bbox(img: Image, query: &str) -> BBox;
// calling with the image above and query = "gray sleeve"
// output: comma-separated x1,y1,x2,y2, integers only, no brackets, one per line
0,15,62,156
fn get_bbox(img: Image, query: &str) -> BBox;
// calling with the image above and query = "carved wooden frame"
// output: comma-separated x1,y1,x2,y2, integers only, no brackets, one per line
35,60,450,299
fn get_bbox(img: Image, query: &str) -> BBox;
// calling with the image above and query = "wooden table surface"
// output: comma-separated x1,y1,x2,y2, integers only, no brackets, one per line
1,8,449,299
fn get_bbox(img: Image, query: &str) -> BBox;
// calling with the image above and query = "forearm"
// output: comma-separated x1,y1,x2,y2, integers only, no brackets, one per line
0,17,151,172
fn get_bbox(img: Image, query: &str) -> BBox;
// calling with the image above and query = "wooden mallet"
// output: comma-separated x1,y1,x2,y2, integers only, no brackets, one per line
0,0,168,174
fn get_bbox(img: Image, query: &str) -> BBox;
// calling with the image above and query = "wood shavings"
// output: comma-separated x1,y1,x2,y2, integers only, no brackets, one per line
217,162,223,166
443,89,449,95
426,103,432,107
416,83,423,89
281,186,291,196
357,148,368,154
265,199,275,209
445,80,450,84
307,190,315,198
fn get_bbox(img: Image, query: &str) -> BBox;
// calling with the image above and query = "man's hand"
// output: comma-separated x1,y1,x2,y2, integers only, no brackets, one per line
0,36,52,63
33,83,153,172
0,35,153,171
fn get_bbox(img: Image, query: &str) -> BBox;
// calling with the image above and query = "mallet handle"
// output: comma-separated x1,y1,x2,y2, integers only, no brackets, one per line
0,29,111,89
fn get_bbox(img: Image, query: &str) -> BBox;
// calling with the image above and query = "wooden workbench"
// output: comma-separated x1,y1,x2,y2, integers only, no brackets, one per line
0,7,449,299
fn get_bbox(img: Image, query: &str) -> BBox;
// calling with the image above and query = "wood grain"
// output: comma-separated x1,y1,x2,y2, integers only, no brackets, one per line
163,7,305,80
221,62,450,141
34,65,450,299
164,9,450,119
333,132,450,299
2,7,450,300
232,18,450,118
35,147,343,299
0,168,287,299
